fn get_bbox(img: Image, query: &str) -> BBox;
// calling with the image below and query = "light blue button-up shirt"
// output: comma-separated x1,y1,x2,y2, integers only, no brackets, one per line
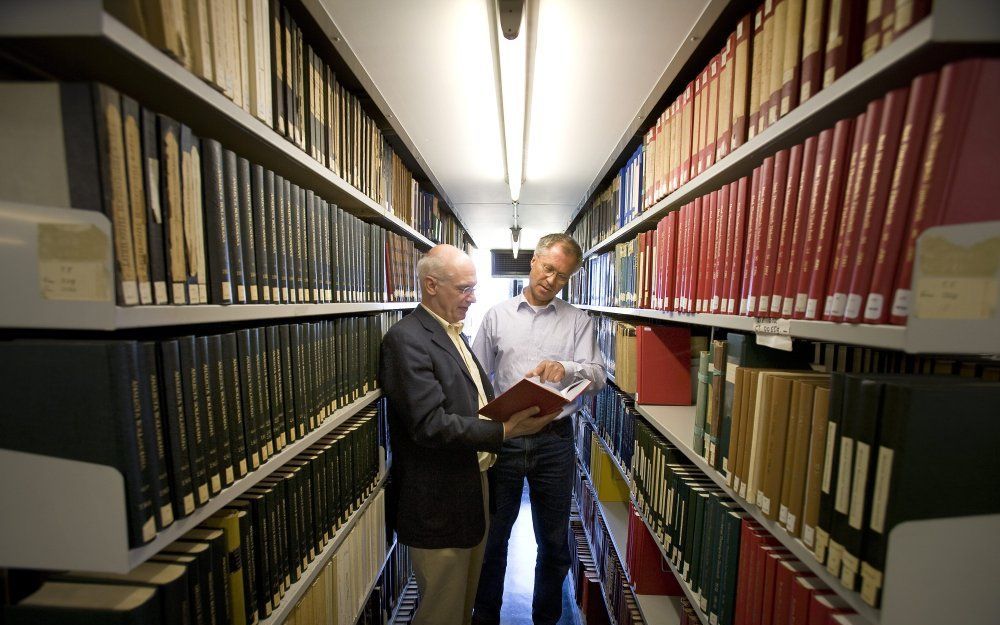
472,291,607,419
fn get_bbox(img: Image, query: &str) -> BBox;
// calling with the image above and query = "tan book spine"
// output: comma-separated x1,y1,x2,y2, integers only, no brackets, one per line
783,380,827,536
725,366,747,487
161,122,187,303
705,54,721,172
657,109,668,200
748,7,765,140
731,15,752,152
756,0,776,136
122,98,153,304
716,33,735,161
800,0,828,103
781,0,806,117
862,0,884,59
671,99,682,191
235,0,250,110
801,385,831,548
99,86,140,306
738,369,764,500
691,70,705,177
185,0,214,82
759,375,794,519
680,82,695,186
768,0,789,127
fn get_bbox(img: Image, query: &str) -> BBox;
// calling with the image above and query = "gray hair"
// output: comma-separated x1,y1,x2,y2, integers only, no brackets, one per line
416,254,448,283
534,233,584,268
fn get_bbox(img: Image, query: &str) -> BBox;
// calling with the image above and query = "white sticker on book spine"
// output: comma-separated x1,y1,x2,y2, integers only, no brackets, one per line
844,294,863,319
870,446,893,533
822,422,838,493
835,437,854,513
864,292,884,320
848,442,870,529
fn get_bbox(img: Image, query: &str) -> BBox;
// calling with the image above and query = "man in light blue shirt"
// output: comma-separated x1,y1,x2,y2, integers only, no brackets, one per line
471,233,606,625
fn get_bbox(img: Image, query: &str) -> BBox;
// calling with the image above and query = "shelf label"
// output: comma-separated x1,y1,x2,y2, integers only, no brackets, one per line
913,233,1000,319
37,223,112,302
753,317,793,350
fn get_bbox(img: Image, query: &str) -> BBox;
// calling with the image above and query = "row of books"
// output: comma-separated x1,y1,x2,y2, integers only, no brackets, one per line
0,312,397,547
572,471,643,625
282,490,389,625
350,543,413,625
569,0,933,250
384,574,420,625
0,82,422,306
568,516,614,625
108,0,469,245
4,407,384,625
582,387,638,476
570,58,1000,326
625,501,683,597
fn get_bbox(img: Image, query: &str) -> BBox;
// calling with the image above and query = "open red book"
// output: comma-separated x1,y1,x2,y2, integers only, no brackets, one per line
478,377,591,422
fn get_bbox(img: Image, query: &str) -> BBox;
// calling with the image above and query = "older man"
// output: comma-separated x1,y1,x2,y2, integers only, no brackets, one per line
380,244,558,625
472,233,606,625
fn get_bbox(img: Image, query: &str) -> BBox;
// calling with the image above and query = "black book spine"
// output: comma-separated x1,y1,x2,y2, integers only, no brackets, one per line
232,507,260,624
283,179,296,303
288,183,300,302
273,173,288,303
208,334,235,488
264,170,280,303
207,534,233,625
331,437,344,527
222,332,250,479
201,139,232,304
335,317,346,407
159,340,196,516
324,320,334,413
331,204,342,303
242,495,272,617
252,327,274,460
223,149,247,303
118,341,157,545
237,329,261,471
285,469,304,579
297,187,308,302
251,164,271,303
197,336,223,496
279,324,297,444
140,341,174,530
320,200,330,302
140,108,169,304
308,192,320,302
289,324,306,438
178,336,210,507
270,0,285,136
265,325,286,451
816,372,846,563
238,157,259,303
253,489,279,610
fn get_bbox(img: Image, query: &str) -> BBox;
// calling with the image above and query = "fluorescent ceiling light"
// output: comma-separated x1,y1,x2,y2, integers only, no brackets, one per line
494,0,528,203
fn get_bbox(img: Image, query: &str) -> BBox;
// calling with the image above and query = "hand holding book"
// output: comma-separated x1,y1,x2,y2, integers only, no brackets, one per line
479,375,591,422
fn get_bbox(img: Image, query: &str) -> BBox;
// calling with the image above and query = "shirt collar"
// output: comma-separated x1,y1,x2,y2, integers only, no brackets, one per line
515,289,558,313
421,304,464,334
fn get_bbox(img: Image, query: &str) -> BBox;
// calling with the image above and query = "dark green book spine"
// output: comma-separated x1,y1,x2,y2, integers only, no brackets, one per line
201,139,232,304
282,178,295,302
178,336,210,507
273,173,288,303
263,169,280,302
237,156,258,303
140,341,173,530
252,327,273,459
159,340,196,517
251,164,270,302
223,149,246,303
208,334,234,487
237,329,261,470
221,332,249,479
197,336,223,496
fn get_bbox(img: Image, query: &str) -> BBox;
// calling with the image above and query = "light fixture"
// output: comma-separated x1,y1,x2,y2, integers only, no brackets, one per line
492,0,530,203
510,201,522,258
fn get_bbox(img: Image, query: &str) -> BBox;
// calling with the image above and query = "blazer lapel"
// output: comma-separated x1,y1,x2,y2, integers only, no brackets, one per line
414,306,478,389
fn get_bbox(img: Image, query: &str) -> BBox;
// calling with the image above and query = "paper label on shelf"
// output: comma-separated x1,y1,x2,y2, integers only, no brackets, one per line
914,277,997,319
756,332,794,351
37,223,113,302
849,442,870,529
870,446,893,534
753,317,791,335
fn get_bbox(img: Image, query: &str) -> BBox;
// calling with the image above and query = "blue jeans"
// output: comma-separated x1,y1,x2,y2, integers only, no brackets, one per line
473,416,576,625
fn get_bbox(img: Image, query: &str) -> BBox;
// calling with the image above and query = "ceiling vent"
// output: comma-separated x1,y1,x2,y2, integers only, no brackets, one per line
491,249,533,277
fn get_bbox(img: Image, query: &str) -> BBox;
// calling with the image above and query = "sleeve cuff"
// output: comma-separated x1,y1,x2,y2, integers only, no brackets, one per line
560,360,581,380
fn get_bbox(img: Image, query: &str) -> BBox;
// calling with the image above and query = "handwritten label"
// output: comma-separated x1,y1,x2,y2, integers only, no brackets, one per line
37,223,112,302
753,317,791,335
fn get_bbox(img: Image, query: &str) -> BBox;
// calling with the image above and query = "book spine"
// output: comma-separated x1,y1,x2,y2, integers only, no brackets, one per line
799,0,829,103
760,150,790,316
121,95,153,305
201,139,233,304
159,340,196,517
793,127,834,318
197,336,223,496
251,164,271,302
222,332,250,479
140,108,168,304
158,115,188,304
767,0,789,129
178,335,210,507
140,341,174,530
780,0,806,117
208,334,235,488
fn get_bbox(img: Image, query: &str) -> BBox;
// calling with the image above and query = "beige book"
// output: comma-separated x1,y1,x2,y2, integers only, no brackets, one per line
747,7,765,140
757,0,776,136
208,0,233,99
680,84,694,186
800,0,826,103
235,0,250,111
185,0,214,83
716,34,735,162
801,385,831,548
691,72,704,178
731,15,751,151
705,54,720,173
122,98,153,305
734,369,760,498
781,0,806,116
724,366,747,485
768,0,789,127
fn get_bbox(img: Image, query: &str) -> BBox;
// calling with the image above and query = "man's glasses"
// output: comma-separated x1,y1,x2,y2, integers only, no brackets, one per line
430,275,477,296
538,263,573,283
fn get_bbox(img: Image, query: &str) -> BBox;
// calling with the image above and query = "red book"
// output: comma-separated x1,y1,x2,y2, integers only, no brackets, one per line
663,212,679,311
771,143,805,316
782,136,820,318
478,376,590,421
676,205,690,312
863,71,938,323
890,58,1000,324
712,184,732,313
788,576,833,625
762,551,798,625
822,109,868,318
750,545,792,625
735,521,775,625
627,503,683,594
688,198,704,312
731,14,753,153
822,0,865,88
759,149,791,317
700,190,718,312
806,593,853,625
717,31,737,161
828,97,883,319
727,176,751,314
805,116,855,319
740,166,763,315
747,157,776,316
718,182,738,314
773,560,814,625
843,85,909,322
793,127,835,318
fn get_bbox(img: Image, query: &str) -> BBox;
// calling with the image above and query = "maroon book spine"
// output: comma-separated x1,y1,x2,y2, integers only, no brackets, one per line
759,149,791,317
793,127,835,318
771,143,805,317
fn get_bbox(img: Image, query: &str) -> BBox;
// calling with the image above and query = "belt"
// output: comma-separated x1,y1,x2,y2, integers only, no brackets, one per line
533,413,575,436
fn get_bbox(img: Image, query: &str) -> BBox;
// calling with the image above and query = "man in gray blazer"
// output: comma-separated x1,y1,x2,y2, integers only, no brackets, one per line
380,244,556,625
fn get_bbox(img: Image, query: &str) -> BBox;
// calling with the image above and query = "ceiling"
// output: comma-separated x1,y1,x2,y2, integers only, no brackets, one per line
324,0,712,251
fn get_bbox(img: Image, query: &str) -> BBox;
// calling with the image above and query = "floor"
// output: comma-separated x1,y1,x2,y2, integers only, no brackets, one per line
498,481,581,625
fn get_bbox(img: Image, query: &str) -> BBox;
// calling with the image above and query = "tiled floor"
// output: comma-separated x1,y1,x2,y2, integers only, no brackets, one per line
497,481,581,625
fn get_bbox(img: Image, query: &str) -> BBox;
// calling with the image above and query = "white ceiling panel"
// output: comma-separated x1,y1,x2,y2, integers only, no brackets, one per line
324,0,711,247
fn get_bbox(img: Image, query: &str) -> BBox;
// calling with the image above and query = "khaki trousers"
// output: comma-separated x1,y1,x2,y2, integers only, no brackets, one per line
409,471,489,625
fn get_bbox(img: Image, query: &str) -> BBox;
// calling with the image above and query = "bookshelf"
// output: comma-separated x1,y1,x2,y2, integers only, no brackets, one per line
633,403,1000,625
0,389,382,573
258,475,389,625
573,3,1000,258
0,0,476,249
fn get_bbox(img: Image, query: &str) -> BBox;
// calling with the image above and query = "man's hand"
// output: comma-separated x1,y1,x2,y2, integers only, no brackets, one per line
527,360,566,383
503,406,559,439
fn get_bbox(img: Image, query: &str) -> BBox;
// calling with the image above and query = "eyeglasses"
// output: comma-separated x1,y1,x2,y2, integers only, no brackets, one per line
430,275,477,296
538,263,573,283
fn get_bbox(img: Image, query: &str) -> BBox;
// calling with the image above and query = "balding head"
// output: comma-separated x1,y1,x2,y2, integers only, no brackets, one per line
418,244,478,323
